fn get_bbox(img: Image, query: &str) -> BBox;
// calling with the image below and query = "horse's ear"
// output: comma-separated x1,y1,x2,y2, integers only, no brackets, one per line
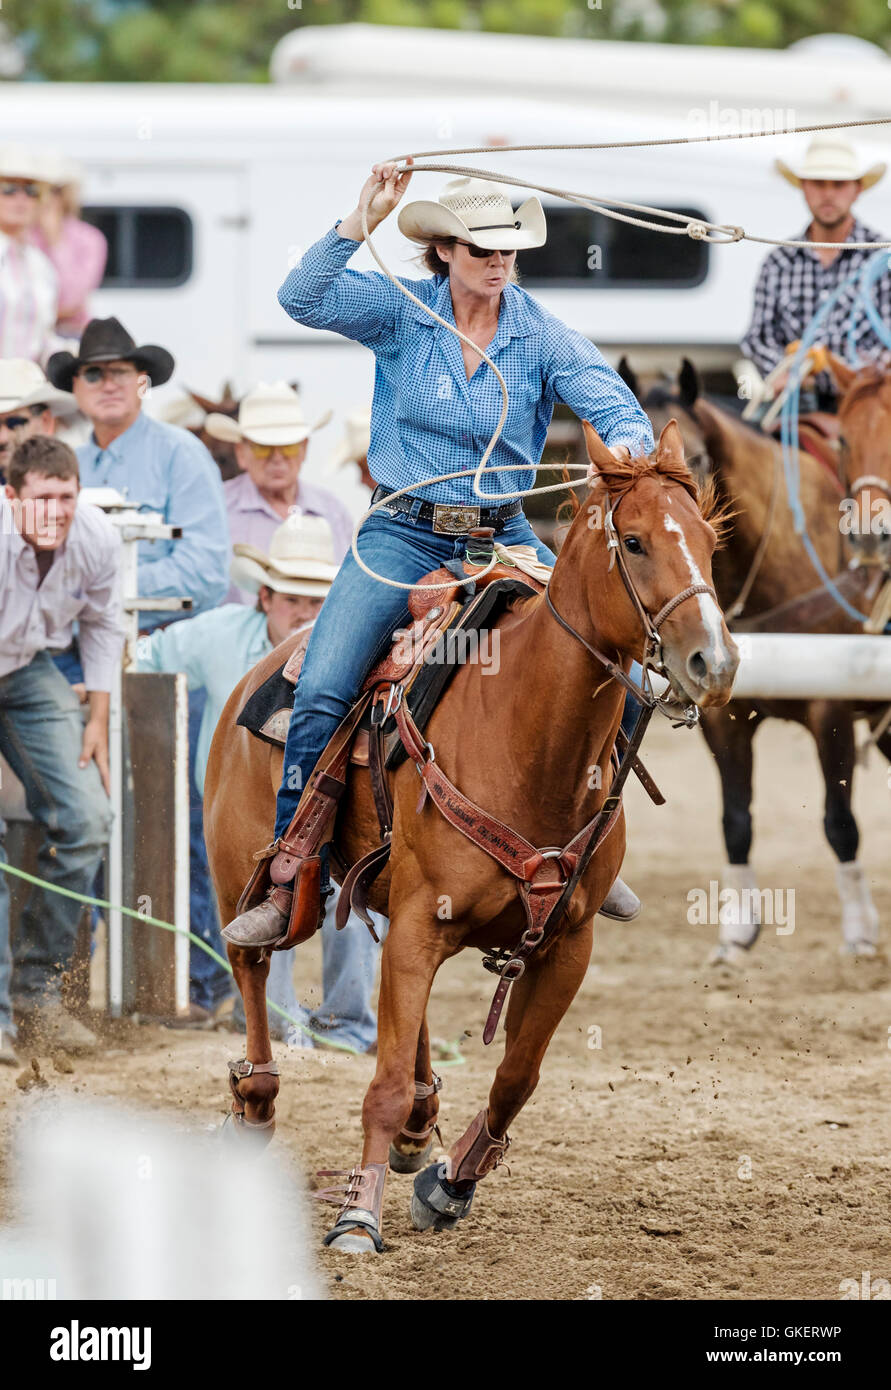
187,388,218,414
617,356,640,400
678,358,700,409
822,351,858,394
582,420,616,471
656,418,686,467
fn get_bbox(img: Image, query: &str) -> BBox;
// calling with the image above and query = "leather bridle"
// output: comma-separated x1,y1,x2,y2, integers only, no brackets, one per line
546,484,717,726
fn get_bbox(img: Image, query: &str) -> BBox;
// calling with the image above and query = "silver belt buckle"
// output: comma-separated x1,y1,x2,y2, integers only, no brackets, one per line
432,503,481,535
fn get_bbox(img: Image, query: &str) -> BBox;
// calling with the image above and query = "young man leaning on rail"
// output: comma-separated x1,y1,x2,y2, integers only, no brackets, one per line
0,434,124,1064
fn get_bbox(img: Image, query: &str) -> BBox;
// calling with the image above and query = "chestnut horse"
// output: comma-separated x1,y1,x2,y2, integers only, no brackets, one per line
620,358,889,962
204,421,738,1253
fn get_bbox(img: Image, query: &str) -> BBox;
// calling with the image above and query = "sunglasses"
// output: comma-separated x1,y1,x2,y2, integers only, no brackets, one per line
75,364,138,384
248,441,303,460
0,182,41,198
0,414,34,431
457,241,516,260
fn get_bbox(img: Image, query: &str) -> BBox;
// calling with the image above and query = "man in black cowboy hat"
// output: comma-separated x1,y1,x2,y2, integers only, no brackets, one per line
47,317,230,631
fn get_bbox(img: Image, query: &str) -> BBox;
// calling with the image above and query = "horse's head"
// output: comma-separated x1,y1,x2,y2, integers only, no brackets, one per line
826,353,891,569
558,418,738,709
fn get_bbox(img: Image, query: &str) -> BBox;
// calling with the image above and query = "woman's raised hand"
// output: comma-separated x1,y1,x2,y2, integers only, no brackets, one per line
361,158,414,225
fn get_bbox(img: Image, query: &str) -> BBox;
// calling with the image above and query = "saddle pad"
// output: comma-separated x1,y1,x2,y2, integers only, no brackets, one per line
236,576,537,754
236,627,312,748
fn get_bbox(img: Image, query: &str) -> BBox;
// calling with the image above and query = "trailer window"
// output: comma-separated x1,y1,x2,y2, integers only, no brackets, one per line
81,206,193,288
518,204,708,288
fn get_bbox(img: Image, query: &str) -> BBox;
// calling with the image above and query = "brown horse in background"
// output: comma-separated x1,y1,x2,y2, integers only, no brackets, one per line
204,420,737,1254
620,357,889,963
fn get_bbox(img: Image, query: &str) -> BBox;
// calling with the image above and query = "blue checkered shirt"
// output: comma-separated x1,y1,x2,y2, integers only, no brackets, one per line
278,225,654,505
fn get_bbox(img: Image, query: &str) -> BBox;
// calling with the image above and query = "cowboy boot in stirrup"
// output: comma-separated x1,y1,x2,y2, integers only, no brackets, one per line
597,875,642,922
222,842,326,950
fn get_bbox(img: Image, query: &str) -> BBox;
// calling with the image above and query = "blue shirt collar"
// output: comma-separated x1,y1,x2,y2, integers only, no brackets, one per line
82,408,150,465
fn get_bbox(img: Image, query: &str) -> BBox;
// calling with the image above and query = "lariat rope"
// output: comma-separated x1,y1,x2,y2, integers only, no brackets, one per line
347,118,891,591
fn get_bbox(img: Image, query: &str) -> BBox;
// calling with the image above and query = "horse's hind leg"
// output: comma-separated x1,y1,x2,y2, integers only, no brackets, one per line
388,1016,441,1174
223,943,279,1142
807,701,878,955
700,704,763,962
411,922,593,1233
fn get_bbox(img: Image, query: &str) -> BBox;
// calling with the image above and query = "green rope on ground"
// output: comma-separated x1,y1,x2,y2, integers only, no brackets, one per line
0,860,357,1053
0,860,466,1067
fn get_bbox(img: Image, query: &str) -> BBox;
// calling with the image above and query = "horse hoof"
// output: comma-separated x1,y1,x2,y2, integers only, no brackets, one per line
323,1221,384,1254
219,1112,275,1149
389,1138,434,1174
707,942,750,969
410,1162,475,1232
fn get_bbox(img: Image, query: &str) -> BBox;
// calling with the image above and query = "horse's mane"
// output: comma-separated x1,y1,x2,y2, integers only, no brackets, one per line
559,444,731,545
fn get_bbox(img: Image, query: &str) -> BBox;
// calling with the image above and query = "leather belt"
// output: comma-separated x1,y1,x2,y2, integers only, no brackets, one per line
370,485,523,535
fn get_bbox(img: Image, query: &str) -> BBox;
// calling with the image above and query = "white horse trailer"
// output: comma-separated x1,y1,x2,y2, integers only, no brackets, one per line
6,29,891,426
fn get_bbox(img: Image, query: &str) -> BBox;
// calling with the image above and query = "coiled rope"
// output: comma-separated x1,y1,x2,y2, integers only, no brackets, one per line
348,116,891,590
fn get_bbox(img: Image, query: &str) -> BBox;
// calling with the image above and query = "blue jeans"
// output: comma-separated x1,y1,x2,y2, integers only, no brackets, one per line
187,689,233,1013
0,652,112,1033
274,507,558,836
235,885,386,1052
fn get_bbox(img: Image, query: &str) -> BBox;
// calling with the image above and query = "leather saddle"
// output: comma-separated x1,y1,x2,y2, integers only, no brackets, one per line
783,411,844,495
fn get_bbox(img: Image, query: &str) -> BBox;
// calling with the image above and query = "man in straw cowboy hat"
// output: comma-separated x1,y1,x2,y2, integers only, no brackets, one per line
139,513,383,1050
0,144,62,366
0,357,78,482
741,134,890,409
206,380,354,603
223,160,654,951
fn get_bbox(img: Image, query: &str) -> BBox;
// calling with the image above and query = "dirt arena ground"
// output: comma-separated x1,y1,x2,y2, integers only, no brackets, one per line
1,714,890,1301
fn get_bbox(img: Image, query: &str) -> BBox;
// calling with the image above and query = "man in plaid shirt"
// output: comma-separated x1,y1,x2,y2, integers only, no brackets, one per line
742,135,890,409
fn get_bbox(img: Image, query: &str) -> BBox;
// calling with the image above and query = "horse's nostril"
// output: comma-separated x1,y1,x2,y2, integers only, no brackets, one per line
687,650,708,684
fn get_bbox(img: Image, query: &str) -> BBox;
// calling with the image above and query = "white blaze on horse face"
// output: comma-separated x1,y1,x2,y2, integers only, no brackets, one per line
662,510,727,660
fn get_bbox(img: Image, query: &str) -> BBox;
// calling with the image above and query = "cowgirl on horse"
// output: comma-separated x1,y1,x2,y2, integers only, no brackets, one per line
223,160,655,950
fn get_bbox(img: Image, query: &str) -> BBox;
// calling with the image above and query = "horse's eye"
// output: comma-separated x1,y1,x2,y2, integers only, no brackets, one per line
624,536,644,556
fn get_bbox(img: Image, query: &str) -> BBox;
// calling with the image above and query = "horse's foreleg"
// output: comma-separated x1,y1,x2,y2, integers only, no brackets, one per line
322,918,447,1253
411,922,593,1233
388,1016,441,1174
700,706,762,960
224,943,279,1140
807,702,878,955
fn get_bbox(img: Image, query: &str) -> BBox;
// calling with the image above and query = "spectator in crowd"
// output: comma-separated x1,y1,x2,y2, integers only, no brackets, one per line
205,382,353,603
30,152,107,340
0,435,124,1063
47,316,229,631
326,407,373,495
0,144,61,366
139,514,382,1053
0,357,77,483
741,135,890,411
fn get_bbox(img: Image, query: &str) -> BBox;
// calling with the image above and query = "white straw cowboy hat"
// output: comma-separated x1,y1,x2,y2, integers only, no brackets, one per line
0,359,78,417
776,135,886,191
205,381,331,448
229,510,339,598
398,176,546,251
326,408,371,473
0,144,46,183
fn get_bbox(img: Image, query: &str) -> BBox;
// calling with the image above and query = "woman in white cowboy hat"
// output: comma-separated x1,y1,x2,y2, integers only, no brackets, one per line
206,380,354,598
28,150,107,339
742,134,890,408
224,159,654,947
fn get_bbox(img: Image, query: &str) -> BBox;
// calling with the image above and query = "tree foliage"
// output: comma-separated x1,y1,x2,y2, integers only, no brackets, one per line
3,0,889,82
